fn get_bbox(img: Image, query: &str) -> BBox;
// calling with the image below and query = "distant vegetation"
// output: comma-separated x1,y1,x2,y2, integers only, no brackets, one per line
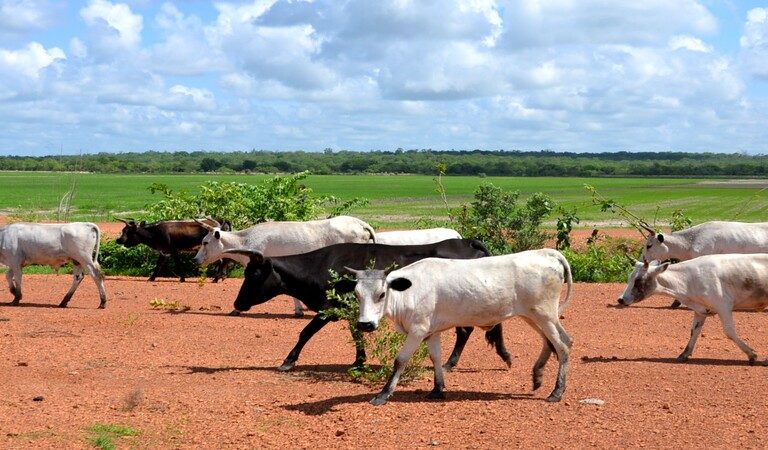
2,149,768,177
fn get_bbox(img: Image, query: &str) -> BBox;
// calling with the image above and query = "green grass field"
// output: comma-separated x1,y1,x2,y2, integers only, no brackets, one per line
0,171,766,228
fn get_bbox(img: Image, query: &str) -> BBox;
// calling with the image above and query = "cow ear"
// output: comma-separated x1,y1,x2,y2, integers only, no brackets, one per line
659,261,671,272
214,230,220,240
389,277,412,292
656,233,664,243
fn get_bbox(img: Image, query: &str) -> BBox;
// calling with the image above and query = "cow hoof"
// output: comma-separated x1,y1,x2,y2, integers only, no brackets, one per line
441,362,456,372
749,357,758,366
370,395,389,406
58,303,68,308
545,394,562,403
277,362,295,372
10,300,20,306
293,311,305,318
533,378,542,391
98,303,106,309
228,309,241,317
148,277,156,282
675,354,689,363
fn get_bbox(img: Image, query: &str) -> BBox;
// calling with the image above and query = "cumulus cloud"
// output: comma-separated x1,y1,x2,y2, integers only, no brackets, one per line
0,42,65,100
0,0,58,34
740,7,768,78
80,0,143,59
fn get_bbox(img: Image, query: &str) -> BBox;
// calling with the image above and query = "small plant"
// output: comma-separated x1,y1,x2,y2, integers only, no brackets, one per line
555,207,580,250
122,386,144,411
86,423,139,450
320,269,428,383
149,298,188,312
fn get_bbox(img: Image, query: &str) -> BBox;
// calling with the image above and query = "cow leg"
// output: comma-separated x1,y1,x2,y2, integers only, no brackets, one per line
371,332,425,406
521,316,553,391
443,327,472,371
426,333,446,400
292,298,304,317
485,323,513,368
527,316,572,402
170,251,186,282
149,254,166,281
84,260,108,309
717,310,759,364
60,265,85,308
677,312,707,362
7,266,22,305
278,316,331,371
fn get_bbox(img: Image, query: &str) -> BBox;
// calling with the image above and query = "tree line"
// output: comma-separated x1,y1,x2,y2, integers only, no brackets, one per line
2,149,767,177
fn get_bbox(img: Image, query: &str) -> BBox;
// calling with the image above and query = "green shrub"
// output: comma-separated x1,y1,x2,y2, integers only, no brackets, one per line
145,171,367,230
562,232,642,282
450,182,554,254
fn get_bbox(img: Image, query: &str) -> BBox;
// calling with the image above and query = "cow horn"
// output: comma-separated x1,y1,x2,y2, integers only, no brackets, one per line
227,249,264,264
624,252,639,265
115,218,129,224
344,266,365,278
195,218,215,231
639,222,655,235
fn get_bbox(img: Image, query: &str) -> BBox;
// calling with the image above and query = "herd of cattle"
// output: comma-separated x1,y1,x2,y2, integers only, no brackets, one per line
1,217,768,405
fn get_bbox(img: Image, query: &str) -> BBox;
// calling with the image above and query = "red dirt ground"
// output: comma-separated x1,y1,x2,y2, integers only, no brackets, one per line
2,224,768,448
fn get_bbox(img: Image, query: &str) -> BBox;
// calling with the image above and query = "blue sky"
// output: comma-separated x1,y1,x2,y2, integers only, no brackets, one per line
1,0,767,156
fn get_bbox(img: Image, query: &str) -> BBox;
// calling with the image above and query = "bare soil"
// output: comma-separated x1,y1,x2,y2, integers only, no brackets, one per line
2,224,768,448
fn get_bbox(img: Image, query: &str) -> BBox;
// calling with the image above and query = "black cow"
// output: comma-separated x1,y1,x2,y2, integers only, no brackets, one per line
116,218,232,282
230,239,512,372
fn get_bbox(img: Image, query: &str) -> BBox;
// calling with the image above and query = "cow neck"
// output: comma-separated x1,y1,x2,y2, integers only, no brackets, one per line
653,269,687,301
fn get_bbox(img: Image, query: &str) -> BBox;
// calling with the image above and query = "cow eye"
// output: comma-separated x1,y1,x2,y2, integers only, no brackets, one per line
645,244,652,249
378,292,385,300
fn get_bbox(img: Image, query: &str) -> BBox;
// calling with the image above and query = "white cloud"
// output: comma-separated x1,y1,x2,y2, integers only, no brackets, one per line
0,0,57,33
80,0,143,58
669,35,712,53
740,7,768,78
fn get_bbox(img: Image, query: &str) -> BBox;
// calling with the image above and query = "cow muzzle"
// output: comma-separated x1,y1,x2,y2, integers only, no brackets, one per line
356,321,377,332
617,297,631,306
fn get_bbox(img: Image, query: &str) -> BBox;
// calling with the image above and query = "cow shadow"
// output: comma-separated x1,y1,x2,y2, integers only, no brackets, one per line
162,309,310,320
0,302,64,309
167,363,352,382
580,355,756,366
605,303,684,311
284,390,540,415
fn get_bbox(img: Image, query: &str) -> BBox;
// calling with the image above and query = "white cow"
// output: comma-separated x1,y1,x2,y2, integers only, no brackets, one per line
195,216,375,316
373,228,461,245
349,248,573,405
640,221,768,308
618,254,768,365
0,222,108,308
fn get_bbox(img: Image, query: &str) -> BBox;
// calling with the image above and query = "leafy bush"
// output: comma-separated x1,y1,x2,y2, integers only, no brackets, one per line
562,231,642,282
320,270,428,383
144,171,367,230
98,239,230,279
450,182,554,254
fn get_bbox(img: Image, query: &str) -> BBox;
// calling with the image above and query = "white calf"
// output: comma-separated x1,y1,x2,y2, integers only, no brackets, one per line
0,222,107,308
618,254,768,364
349,248,573,405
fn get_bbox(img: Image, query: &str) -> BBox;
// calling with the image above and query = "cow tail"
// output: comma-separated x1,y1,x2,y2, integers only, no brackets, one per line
554,250,573,316
91,223,102,263
364,222,376,243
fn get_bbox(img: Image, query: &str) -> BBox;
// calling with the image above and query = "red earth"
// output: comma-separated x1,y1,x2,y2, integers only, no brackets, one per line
2,224,768,448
